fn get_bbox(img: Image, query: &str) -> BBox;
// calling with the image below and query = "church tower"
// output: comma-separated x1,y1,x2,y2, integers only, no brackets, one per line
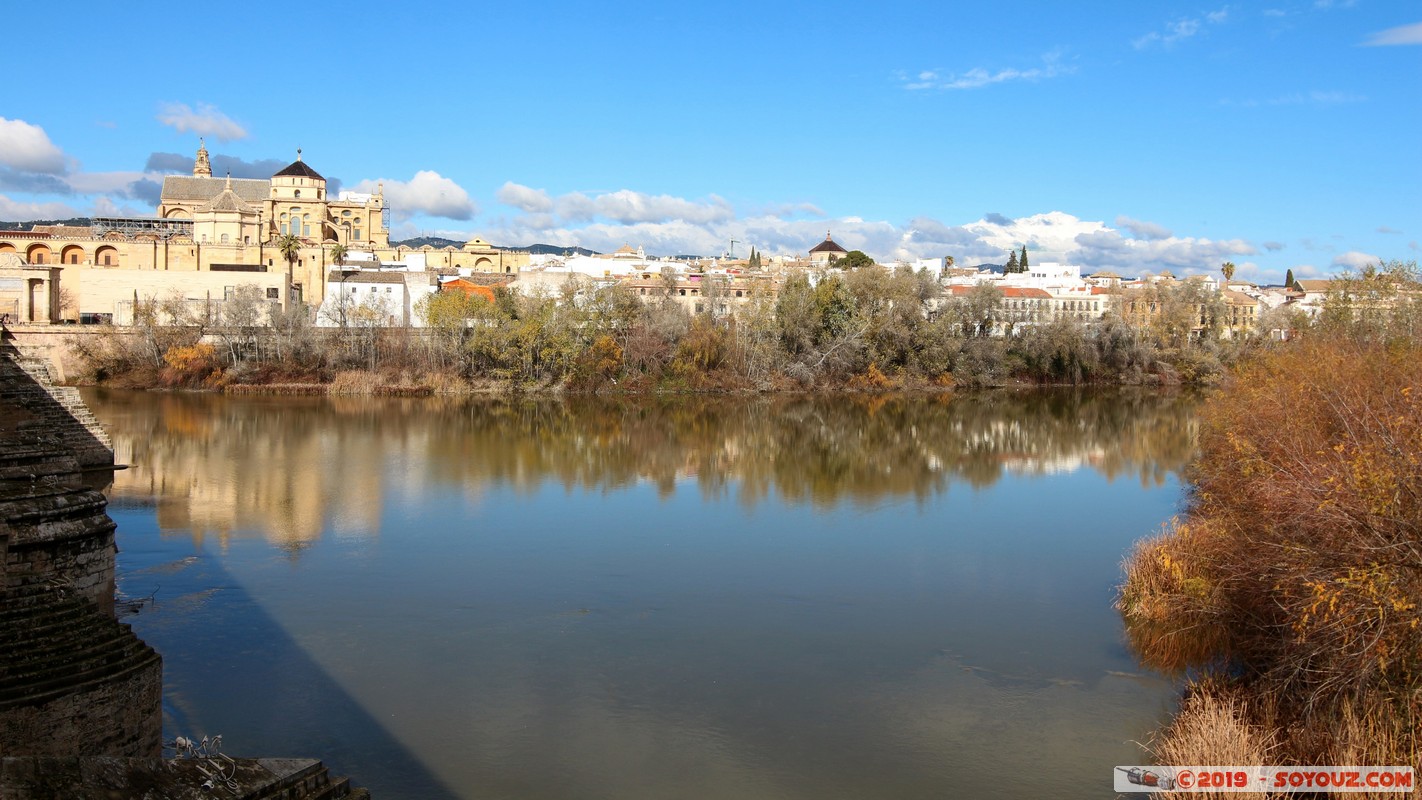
193,138,212,178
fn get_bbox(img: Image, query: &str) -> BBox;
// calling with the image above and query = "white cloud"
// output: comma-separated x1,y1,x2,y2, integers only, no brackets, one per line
1377,225,1403,235
0,118,67,174
1134,8,1229,49
352,171,477,221
1331,250,1379,269
1114,215,1173,240
64,170,148,195
901,51,1071,91
496,182,553,213
1363,22,1422,46
556,189,734,225
90,196,147,218
477,206,1259,277
156,102,248,142
0,193,79,219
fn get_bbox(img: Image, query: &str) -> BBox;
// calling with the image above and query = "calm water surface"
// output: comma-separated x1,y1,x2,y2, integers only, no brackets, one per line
85,389,1197,799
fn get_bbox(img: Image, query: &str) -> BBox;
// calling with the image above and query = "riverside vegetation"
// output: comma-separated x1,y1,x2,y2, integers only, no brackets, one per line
1118,262,1422,798
68,263,1322,393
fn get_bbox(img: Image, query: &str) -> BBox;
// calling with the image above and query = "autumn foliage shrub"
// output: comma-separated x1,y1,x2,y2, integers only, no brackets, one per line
1120,338,1421,765
160,343,223,387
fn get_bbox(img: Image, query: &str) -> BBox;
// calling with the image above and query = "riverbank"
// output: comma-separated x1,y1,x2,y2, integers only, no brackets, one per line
1117,337,1420,796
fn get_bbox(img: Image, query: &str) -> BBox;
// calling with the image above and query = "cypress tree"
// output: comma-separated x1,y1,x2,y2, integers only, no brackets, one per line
1285,268,1295,289
1020,245,1029,271
1005,250,1019,273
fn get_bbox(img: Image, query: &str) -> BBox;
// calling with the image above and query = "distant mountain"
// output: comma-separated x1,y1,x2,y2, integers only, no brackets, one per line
523,243,600,256
390,238,600,256
0,218,93,230
392,236,465,249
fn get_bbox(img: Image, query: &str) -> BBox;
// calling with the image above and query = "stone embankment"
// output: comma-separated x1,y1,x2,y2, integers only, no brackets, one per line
0,754,368,799
1,331,369,797
0,337,112,469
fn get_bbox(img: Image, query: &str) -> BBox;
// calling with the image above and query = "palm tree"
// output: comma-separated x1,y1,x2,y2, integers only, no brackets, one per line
276,234,302,308
1221,261,1236,283
330,243,349,270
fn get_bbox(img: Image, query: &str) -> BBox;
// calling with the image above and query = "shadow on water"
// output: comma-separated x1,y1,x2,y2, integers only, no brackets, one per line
112,509,462,800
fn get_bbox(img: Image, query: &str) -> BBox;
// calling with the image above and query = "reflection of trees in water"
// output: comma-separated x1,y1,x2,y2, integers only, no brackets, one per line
434,390,1197,507
90,389,1199,541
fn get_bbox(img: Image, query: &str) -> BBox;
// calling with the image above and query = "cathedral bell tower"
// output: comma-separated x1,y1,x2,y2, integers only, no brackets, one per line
193,138,212,178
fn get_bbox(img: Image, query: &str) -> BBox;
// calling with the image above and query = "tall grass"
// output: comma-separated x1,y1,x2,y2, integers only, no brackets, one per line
1120,337,1422,776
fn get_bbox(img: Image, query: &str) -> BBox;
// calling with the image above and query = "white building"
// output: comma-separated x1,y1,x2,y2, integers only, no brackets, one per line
317,269,437,327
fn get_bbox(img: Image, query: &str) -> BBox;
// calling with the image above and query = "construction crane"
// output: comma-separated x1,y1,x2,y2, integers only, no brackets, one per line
728,238,739,258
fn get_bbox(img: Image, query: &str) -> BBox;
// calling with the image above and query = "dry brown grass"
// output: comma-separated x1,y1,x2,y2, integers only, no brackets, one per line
329,369,383,395
1122,338,1422,787
1150,684,1278,800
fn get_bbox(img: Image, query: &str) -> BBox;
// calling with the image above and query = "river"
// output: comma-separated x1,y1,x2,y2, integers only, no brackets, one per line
84,388,1196,799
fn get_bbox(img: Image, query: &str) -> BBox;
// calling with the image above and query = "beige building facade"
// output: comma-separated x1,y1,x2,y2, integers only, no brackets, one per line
0,141,527,323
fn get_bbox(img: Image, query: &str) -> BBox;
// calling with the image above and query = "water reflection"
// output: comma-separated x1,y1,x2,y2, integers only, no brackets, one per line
86,388,1199,798
90,389,1197,550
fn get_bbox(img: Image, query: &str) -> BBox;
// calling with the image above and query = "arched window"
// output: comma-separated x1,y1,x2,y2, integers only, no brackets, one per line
220,233,229,243
294,190,302,198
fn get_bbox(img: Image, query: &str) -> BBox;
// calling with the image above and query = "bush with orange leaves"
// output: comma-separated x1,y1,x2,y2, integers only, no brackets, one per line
1119,337,1420,765
160,342,224,388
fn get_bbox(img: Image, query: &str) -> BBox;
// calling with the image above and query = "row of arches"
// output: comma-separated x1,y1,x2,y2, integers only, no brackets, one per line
0,242,120,266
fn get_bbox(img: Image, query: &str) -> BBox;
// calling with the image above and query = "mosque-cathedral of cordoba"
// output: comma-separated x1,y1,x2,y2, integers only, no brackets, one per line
0,141,526,324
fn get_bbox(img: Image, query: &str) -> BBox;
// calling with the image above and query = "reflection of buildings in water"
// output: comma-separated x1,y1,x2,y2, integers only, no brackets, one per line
1001,449,1106,476
93,390,1199,523
108,403,386,551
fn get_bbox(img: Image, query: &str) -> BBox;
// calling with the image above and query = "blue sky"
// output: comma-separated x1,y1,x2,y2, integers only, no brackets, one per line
1,1,1418,283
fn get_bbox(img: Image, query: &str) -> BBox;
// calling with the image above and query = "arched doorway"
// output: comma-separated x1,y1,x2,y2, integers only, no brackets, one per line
26,244,52,264
61,245,86,265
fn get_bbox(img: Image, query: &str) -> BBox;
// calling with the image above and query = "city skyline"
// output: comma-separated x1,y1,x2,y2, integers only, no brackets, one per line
1,1,1418,283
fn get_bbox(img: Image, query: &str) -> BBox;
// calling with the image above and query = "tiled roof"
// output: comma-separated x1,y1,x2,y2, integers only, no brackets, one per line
32,225,91,238
196,188,255,214
1294,279,1331,293
1002,287,1053,298
275,159,325,180
809,236,847,254
162,175,269,204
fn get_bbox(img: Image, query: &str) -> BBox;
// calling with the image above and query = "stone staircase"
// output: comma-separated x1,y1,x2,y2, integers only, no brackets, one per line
0,755,368,799
0,585,159,714
0,342,112,469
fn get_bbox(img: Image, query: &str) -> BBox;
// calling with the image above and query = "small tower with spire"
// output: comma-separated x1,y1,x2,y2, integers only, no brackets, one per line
193,138,212,178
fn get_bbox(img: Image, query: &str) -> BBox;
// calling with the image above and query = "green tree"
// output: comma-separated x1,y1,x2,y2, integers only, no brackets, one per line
836,250,875,269
1285,268,1295,289
330,243,349,270
1020,245,1029,272
1005,250,1019,274
1317,260,1422,343
1220,261,1236,282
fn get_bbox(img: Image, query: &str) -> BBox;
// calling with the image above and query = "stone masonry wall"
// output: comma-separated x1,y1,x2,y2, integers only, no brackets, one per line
0,655,162,759
3,530,116,614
